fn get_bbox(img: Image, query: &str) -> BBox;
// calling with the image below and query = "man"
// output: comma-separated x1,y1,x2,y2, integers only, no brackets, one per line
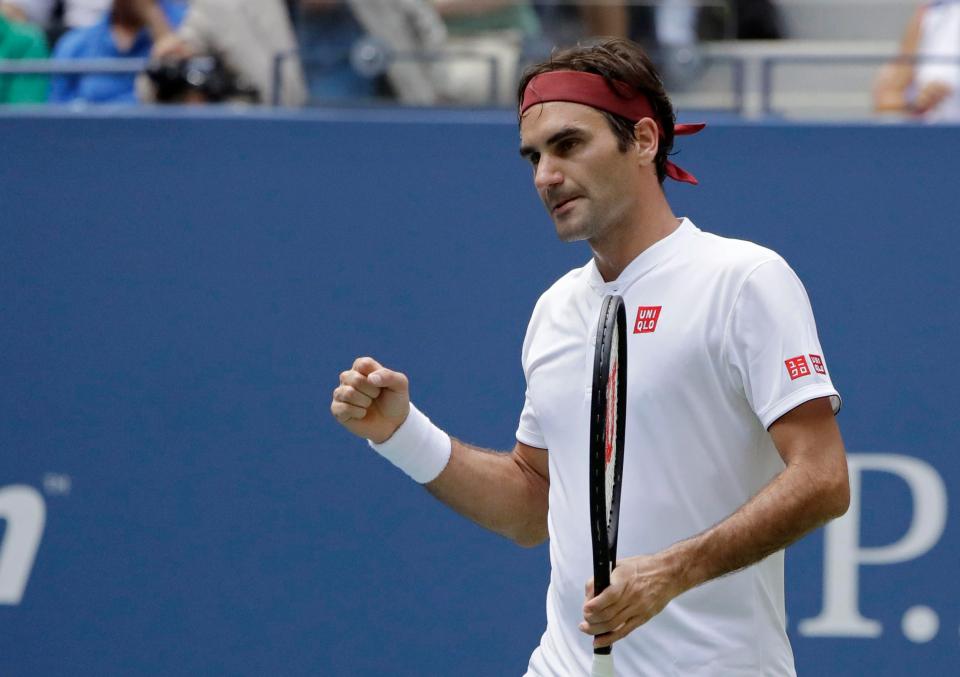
331,38,849,676
137,0,307,106
49,0,183,104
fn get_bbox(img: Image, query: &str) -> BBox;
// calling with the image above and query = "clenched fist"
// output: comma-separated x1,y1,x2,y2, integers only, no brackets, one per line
331,357,410,444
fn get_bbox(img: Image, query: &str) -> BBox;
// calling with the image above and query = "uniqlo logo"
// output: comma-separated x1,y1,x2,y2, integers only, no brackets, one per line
634,306,662,334
785,355,811,381
809,354,826,375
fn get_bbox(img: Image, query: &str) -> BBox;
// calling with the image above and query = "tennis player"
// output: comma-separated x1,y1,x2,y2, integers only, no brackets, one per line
331,38,849,676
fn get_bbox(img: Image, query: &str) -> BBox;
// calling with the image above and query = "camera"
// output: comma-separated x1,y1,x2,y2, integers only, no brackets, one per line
145,55,258,104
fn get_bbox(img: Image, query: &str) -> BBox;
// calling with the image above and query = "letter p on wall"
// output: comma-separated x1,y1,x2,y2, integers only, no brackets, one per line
0,485,46,605
799,454,948,638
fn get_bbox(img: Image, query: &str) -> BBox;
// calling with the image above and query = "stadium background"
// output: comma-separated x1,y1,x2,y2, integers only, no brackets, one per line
0,108,956,675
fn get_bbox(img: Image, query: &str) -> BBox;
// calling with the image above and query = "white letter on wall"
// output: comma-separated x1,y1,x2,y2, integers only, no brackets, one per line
0,485,47,605
799,454,948,637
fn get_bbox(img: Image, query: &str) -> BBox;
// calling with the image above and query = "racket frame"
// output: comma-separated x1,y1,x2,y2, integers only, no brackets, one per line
588,294,628,658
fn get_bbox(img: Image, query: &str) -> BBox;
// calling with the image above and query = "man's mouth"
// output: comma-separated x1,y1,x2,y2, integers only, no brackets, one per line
552,196,580,214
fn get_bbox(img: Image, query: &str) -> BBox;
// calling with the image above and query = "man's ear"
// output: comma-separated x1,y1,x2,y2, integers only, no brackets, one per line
633,118,660,166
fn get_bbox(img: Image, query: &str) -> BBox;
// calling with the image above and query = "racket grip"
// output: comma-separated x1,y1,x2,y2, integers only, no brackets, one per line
590,652,614,677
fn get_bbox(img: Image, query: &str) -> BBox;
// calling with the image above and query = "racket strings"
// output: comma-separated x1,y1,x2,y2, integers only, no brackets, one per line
604,329,619,531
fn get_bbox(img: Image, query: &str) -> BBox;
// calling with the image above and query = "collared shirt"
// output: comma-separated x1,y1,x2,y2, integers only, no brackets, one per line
49,0,186,104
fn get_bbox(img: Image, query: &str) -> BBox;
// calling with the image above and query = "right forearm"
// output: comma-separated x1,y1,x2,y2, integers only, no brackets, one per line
331,357,548,547
426,440,548,547
873,63,912,113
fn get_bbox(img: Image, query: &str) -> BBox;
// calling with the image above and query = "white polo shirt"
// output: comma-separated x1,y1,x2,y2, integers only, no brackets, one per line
517,219,840,677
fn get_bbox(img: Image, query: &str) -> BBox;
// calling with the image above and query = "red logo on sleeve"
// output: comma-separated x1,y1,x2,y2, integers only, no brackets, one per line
634,306,662,334
785,355,811,381
809,354,826,375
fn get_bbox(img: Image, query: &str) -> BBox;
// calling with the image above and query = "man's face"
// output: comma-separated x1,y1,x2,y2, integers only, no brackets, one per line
520,101,642,243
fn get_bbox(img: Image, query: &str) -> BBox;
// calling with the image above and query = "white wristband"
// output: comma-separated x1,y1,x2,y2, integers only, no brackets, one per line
368,403,451,483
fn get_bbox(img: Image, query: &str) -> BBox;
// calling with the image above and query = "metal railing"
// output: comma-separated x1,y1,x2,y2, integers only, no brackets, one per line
3,49,959,121
759,54,960,117
0,58,147,75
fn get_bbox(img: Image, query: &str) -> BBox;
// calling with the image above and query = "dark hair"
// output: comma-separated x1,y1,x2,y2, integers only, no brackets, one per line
517,38,676,184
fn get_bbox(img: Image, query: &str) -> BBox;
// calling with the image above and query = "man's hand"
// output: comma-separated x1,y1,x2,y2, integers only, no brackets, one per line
914,80,952,114
151,33,194,60
580,553,687,649
331,356,410,443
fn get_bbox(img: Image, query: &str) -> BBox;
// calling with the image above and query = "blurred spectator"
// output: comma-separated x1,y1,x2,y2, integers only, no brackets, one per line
3,0,110,45
49,0,184,104
625,0,702,89
578,0,630,38
138,0,306,106
1,0,110,29
658,0,697,46
578,1,628,37
296,0,379,101
698,0,783,41
345,0,446,105
534,1,627,50
874,0,960,121
0,6,49,103
733,0,783,39
433,0,541,104
535,2,706,89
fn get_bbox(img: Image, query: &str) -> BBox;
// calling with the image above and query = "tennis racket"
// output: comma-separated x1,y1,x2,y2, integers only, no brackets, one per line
588,295,628,677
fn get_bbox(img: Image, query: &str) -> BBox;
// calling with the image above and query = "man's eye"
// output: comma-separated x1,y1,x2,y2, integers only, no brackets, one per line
529,153,540,166
558,139,578,153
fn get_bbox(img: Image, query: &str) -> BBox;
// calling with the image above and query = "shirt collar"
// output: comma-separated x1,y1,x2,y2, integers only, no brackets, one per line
587,217,697,294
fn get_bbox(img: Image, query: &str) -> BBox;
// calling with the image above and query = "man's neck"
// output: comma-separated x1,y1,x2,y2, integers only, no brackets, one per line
589,196,679,282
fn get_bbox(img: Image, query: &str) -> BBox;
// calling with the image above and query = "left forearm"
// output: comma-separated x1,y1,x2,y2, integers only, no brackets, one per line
665,460,849,593
581,398,849,648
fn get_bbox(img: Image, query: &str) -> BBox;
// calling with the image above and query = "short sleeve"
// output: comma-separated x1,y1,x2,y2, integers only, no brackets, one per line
725,258,841,429
516,299,547,449
516,386,546,448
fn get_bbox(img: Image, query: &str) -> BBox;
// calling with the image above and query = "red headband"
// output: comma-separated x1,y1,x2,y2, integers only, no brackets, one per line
520,70,705,185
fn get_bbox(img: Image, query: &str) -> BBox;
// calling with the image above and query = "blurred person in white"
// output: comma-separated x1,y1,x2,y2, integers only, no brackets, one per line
0,0,109,30
343,0,447,104
431,0,542,105
137,0,306,106
874,0,960,121
300,0,480,105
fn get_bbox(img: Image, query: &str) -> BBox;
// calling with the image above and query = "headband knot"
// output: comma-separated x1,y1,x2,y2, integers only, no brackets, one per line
521,70,704,185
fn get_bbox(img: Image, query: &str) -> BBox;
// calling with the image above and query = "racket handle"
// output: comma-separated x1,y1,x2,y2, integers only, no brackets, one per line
591,652,614,677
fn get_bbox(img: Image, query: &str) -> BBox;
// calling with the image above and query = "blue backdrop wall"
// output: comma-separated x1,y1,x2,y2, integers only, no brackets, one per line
0,110,956,676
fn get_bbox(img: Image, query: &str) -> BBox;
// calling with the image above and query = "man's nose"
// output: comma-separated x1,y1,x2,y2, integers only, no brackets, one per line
534,157,563,191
